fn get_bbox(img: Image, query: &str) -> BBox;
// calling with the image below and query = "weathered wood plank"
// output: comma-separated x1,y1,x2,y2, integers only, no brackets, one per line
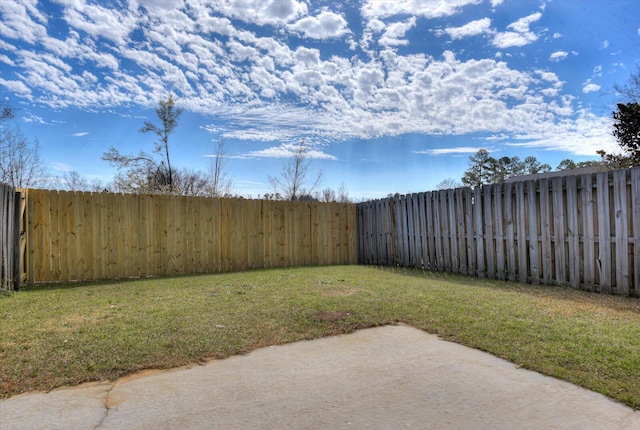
493,184,505,280
474,186,485,277
632,168,640,297
613,169,629,295
483,185,495,279
503,182,516,282
447,189,458,273
596,172,612,293
552,177,566,285
463,187,474,276
565,176,580,289
455,188,467,274
526,180,540,284
514,181,528,284
581,174,596,291
539,179,553,285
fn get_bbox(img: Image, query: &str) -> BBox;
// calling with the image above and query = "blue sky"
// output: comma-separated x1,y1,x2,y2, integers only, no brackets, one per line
1,0,639,199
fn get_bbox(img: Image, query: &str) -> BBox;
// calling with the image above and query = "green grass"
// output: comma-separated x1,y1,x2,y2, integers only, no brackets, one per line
1,265,639,409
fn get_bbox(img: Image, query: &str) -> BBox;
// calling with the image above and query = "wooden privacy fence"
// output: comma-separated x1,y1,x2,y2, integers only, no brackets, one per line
22,189,357,283
1,183,21,291
357,167,640,297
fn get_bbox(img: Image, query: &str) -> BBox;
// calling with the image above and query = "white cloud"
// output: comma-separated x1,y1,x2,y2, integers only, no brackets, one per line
213,0,308,25
51,162,73,172
58,1,138,44
506,110,617,156
490,0,504,6
549,51,568,62
593,65,602,76
0,78,31,95
361,0,482,20
508,12,542,33
242,143,337,160
378,17,416,47
601,40,609,49
582,83,600,93
414,147,484,155
0,0,48,44
492,12,542,48
72,132,89,137
553,32,562,39
0,0,617,163
444,18,492,40
288,11,350,39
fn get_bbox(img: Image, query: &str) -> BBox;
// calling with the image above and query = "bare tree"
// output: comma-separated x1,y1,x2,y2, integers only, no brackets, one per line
173,167,209,197
207,138,234,197
321,187,336,202
268,143,323,201
1,100,15,122
615,66,640,102
337,182,351,203
436,178,462,190
58,170,90,191
0,123,47,188
103,94,182,194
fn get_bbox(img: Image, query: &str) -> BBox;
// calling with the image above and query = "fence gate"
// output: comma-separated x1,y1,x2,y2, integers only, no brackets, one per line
0,183,21,291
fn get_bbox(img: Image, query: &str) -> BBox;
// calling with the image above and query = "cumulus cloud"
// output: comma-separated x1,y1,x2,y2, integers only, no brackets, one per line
492,12,542,48
288,10,350,39
0,0,618,160
213,0,308,25
582,83,600,93
549,51,568,62
378,17,416,47
443,18,492,40
361,0,482,20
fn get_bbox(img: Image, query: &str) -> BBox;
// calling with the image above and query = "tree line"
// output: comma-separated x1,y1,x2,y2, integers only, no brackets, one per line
1,66,638,198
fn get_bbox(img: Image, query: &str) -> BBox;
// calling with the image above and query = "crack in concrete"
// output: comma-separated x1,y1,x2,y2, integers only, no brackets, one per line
94,382,116,429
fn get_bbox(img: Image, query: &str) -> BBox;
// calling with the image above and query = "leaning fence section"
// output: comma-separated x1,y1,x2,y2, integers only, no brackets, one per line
0,182,19,291
357,168,640,297
22,190,357,283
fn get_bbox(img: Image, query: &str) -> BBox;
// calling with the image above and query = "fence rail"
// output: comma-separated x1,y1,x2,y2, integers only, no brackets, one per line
1,183,20,291
22,190,357,283
357,168,640,297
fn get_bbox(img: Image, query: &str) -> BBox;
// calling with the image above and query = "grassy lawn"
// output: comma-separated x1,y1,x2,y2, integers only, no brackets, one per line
1,265,639,409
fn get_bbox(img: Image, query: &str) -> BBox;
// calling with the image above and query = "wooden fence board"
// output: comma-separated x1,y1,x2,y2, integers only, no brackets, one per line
503,182,516,282
526,180,540,284
539,179,553,284
483,185,495,278
552,178,566,285
632,169,640,297
613,170,629,296
463,188,474,276
596,172,612,293
474,186,485,277
565,176,580,289
355,166,639,297
515,181,528,283
493,184,505,280
581,174,596,290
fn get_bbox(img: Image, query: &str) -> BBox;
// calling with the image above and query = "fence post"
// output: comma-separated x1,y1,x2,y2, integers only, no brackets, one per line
12,191,21,291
